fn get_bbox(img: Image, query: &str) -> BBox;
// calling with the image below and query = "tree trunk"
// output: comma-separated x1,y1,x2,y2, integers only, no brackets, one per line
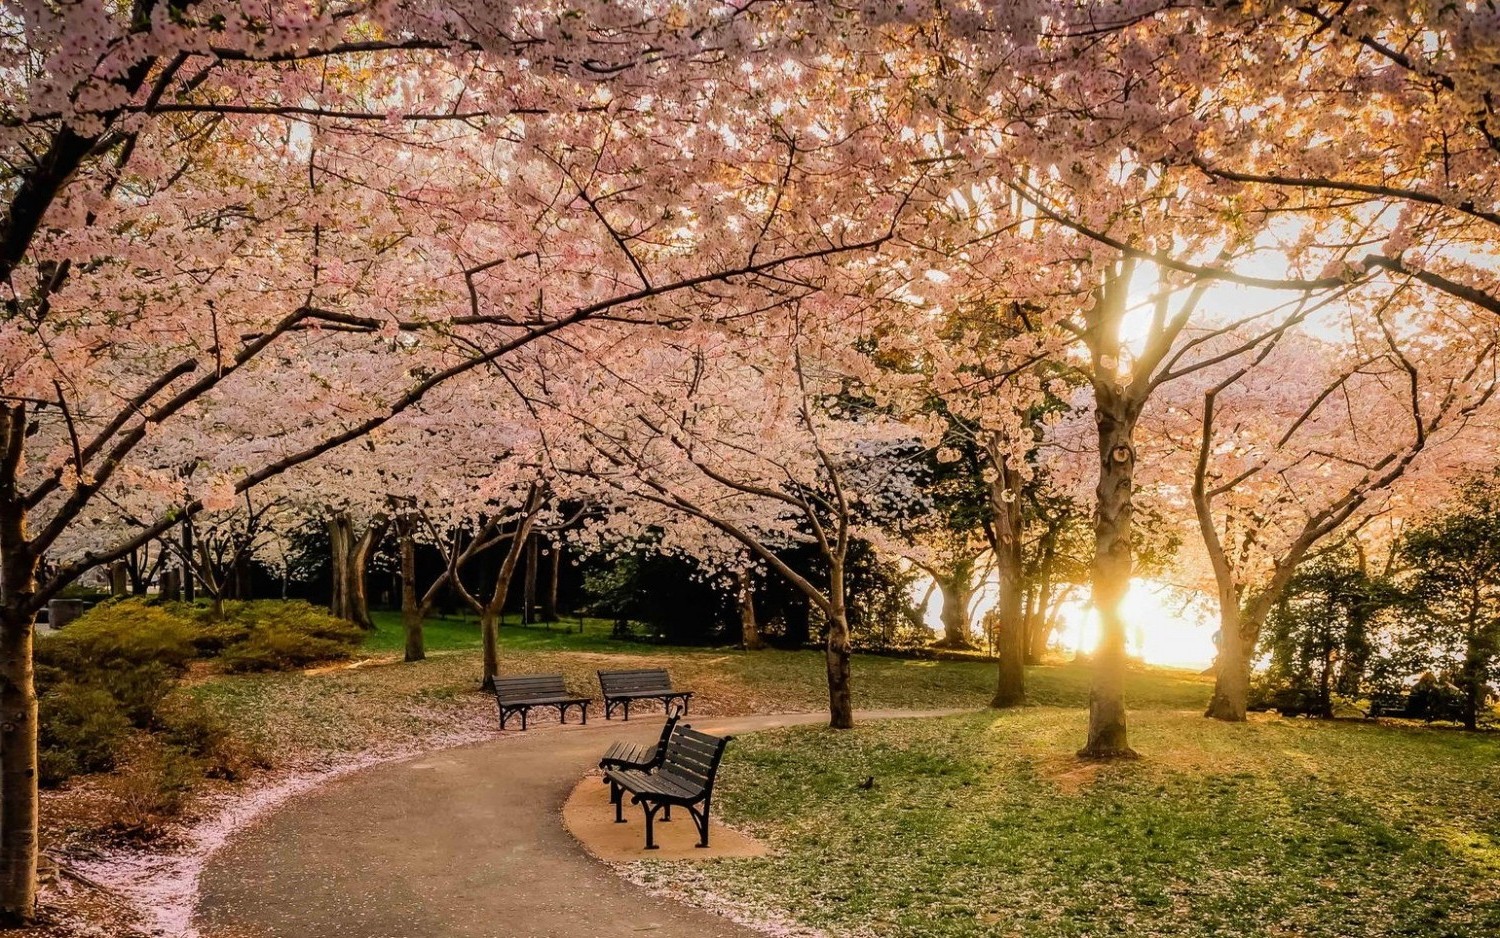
1027,595,1056,664
991,463,1026,708
181,516,195,602
480,608,500,690
329,512,383,628
1460,633,1485,731
933,573,976,649
477,513,536,690
737,570,765,650
0,403,39,923
398,519,424,662
1081,390,1139,759
347,519,383,629
1026,533,1058,664
1204,595,1253,722
328,512,351,620
523,533,538,624
543,538,562,622
825,561,854,729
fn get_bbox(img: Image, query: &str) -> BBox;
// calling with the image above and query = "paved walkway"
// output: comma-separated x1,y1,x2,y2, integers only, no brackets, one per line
197,709,963,938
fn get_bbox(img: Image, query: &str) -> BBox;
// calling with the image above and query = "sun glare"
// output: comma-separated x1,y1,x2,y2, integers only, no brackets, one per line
922,576,1217,671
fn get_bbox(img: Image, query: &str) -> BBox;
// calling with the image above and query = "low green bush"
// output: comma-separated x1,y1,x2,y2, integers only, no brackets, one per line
36,598,361,786
212,600,363,672
155,694,268,780
38,684,132,786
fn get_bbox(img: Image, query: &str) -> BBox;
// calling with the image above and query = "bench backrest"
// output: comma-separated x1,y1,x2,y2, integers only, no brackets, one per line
649,713,681,762
658,725,731,794
493,673,569,702
598,668,674,695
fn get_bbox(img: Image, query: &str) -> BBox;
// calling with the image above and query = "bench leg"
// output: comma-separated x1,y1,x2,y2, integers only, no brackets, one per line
640,800,663,849
623,699,631,721
690,802,710,848
556,704,568,726
521,707,529,731
498,705,508,731
604,699,615,720
610,781,626,823
580,703,589,725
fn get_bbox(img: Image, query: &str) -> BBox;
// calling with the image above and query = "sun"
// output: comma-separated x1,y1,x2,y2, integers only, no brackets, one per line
1053,580,1218,670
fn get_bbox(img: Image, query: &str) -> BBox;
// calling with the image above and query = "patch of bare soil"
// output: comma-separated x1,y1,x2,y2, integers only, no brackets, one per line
563,774,770,861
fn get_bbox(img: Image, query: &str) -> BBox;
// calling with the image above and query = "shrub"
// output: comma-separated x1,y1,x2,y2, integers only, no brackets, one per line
102,745,203,838
42,599,200,671
38,684,131,786
36,598,358,786
213,600,363,672
155,695,267,780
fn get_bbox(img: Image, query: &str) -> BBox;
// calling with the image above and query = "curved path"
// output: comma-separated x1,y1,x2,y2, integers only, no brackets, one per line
198,709,962,938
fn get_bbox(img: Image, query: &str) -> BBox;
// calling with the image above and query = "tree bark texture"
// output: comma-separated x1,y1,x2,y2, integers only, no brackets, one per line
1081,388,1139,759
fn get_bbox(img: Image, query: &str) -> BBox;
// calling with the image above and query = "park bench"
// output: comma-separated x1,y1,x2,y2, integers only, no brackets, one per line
603,724,732,849
1368,690,1410,719
597,668,693,720
491,673,590,731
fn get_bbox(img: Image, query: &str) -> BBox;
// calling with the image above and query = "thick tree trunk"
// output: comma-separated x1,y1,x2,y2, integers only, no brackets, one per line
1204,596,1252,722
328,512,382,628
1460,635,1485,731
347,520,383,629
933,573,976,649
825,562,854,729
328,513,351,619
0,403,39,923
991,464,1026,708
1081,392,1139,759
398,521,424,662
0,598,37,926
480,608,500,690
737,570,765,650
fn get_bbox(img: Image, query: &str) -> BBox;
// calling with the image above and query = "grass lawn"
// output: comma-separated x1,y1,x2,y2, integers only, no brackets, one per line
186,612,1211,758
644,709,1500,938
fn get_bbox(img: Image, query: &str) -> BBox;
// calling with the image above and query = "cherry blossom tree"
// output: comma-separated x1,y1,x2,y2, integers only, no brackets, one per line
1169,305,1500,721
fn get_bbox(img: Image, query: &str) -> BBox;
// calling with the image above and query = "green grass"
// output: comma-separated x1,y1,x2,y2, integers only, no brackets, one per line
649,709,1500,938
189,612,1210,757
362,610,624,653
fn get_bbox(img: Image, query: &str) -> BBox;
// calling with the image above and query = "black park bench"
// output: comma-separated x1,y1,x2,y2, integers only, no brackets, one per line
491,674,589,731
604,724,732,849
1368,690,1410,719
597,668,693,720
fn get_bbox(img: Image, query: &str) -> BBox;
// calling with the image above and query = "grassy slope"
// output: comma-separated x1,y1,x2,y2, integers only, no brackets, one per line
653,709,1500,938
